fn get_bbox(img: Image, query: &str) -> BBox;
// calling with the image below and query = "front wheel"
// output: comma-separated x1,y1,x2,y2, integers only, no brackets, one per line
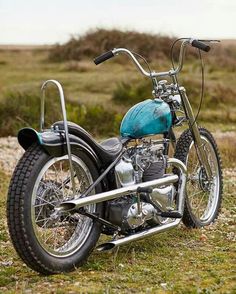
174,128,223,228
7,144,103,274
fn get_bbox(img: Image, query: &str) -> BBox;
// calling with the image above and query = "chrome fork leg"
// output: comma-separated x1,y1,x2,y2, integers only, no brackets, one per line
179,87,212,179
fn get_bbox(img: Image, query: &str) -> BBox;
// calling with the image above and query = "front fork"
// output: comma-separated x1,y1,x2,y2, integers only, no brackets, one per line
179,86,213,179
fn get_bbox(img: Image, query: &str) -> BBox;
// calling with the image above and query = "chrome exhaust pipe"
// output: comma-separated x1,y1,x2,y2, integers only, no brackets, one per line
96,158,187,252
58,174,179,212
96,219,181,251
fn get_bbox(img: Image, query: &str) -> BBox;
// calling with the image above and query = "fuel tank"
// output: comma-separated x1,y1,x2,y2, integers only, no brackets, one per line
120,99,172,138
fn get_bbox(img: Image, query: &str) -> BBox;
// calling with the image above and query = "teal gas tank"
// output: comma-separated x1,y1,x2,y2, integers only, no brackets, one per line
120,99,172,138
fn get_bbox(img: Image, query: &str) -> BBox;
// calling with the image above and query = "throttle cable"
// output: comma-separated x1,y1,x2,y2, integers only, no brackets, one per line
170,38,205,128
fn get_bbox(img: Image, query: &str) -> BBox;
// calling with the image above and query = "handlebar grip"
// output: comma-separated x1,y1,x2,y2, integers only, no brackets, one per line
191,39,211,52
94,50,114,65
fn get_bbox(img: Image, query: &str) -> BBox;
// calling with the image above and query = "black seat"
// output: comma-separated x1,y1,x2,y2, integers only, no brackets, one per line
53,121,123,164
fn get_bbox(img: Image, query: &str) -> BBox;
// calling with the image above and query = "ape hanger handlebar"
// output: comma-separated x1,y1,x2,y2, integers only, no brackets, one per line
94,38,218,79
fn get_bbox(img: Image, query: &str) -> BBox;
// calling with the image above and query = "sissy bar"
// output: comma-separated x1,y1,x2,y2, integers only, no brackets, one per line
40,79,76,194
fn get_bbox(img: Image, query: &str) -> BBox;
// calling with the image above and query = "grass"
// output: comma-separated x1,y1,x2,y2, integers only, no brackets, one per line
0,165,235,293
216,135,236,168
0,33,236,137
0,135,235,293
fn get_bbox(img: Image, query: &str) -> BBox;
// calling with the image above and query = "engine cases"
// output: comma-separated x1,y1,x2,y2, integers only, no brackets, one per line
106,197,157,232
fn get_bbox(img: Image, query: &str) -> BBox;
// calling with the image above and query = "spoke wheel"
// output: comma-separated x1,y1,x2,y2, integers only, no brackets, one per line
174,128,223,227
32,155,95,257
7,144,103,274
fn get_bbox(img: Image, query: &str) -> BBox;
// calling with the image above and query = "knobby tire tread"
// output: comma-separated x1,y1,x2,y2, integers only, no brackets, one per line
174,128,223,228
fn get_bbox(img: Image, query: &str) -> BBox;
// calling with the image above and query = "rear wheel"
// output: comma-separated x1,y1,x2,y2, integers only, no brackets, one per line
7,144,102,274
174,128,223,228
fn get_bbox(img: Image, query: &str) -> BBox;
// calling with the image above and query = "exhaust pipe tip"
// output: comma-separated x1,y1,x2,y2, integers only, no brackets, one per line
57,202,76,212
96,242,116,252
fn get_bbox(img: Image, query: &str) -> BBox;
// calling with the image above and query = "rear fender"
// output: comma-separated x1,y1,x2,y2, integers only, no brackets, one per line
18,128,101,168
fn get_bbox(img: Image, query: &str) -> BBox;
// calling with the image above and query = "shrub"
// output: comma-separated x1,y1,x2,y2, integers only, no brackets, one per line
112,77,236,126
0,91,122,137
49,28,175,62
112,80,153,105
0,92,62,136
67,103,121,136
48,29,236,70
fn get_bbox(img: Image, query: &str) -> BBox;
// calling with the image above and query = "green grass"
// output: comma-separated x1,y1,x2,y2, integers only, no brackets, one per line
0,169,235,293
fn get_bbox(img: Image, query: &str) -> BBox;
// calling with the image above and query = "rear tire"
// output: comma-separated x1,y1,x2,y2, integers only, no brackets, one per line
7,144,102,274
174,128,223,228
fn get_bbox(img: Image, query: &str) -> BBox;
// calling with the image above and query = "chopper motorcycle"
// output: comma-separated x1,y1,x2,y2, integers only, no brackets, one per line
7,38,222,274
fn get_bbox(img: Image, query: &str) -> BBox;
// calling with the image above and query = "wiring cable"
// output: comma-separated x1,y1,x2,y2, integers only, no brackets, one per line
191,48,204,127
131,51,156,89
170,38,205,128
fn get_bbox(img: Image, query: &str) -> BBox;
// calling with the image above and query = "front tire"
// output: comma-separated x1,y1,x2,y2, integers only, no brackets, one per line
7,144,102,274
174,128,223,228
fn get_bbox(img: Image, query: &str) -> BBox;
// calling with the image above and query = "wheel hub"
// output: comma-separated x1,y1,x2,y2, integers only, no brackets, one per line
198,167,211,192
35,181,63,227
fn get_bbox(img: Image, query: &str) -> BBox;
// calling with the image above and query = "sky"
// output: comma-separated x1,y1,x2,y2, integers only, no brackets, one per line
0,0,235,44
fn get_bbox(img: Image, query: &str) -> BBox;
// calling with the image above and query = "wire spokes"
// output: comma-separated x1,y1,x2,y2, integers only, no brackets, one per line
31,155,95,257
186,136,219,223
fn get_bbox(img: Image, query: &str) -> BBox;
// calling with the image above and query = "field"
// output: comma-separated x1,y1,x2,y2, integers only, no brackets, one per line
0,31,235,293
0,35,236,136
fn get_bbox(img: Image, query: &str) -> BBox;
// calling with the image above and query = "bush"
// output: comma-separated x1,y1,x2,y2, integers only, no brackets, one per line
0,91,122,137
181,78,236,109
48,29,236,77
112,80,153,106
67,103,122,137
0,92,62,136
49,28,175,62
111,77,236,125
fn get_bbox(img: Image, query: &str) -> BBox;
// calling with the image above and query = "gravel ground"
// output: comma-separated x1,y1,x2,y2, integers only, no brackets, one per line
0,133,235,177
0,137,24,175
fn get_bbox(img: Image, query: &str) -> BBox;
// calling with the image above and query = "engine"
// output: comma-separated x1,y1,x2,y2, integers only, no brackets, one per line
107,140,176,233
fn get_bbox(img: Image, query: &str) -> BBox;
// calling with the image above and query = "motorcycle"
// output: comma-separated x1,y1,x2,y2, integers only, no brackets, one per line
7,38,222,274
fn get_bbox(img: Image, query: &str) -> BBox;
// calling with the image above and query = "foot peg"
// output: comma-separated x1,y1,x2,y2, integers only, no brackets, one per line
160,211,182,218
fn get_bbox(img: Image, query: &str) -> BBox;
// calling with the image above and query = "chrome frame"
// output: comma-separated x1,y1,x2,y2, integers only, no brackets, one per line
40,80,76,194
